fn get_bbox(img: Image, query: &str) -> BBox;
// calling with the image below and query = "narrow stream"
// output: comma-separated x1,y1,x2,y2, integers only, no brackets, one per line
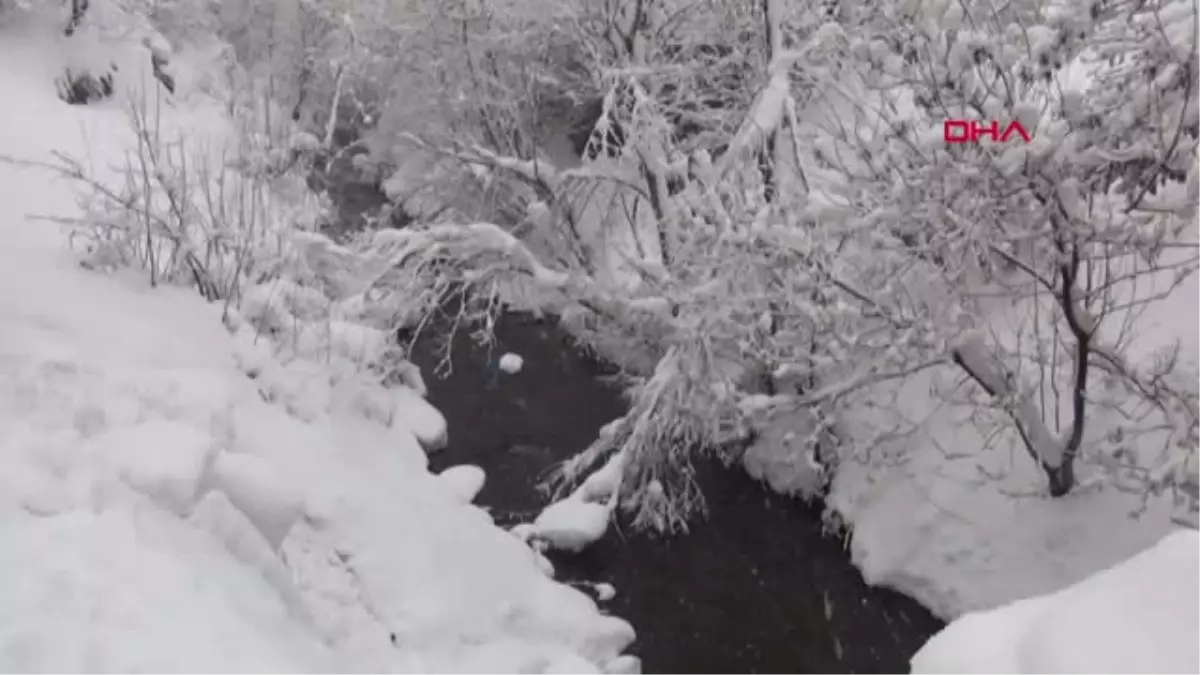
409,310,944,674
319,145,945,673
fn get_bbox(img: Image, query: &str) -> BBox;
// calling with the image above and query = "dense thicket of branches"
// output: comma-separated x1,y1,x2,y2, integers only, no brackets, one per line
43,0,1198,532
344,0,1197,532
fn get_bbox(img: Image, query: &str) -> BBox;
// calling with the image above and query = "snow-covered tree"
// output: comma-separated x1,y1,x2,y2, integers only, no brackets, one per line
798,0,1198,503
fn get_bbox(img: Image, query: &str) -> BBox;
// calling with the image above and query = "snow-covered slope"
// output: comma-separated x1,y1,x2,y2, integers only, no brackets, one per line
827,375,1183,621
911,529,1199,674
824,237,1198,619
0,14,632,673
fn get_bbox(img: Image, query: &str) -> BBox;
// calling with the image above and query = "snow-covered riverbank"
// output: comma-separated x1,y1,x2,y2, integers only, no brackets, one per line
0,17,632,672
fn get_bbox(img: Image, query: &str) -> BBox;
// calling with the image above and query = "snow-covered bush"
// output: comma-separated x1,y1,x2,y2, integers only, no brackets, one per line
289,3,848,531
44,0,1188,534
20,82,326,306
348,0,1198,534
0,4,446,438
801,0,1198,506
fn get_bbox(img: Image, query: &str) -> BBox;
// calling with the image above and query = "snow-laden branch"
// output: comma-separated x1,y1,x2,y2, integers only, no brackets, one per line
290,222,678,346
710,52,803,182
397,132,561,194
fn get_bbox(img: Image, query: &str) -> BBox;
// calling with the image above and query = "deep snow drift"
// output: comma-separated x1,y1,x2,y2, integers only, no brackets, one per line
0,15,632,673
911,529,1199,674
821,238,1199,620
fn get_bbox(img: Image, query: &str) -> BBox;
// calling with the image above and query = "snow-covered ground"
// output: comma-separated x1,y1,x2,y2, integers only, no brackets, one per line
825,360,1180,619
824,242,1198,619
911,529,1199,674
0,14,632,673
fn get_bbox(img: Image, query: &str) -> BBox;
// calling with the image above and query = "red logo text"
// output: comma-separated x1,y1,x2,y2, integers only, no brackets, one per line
943,120,1032,144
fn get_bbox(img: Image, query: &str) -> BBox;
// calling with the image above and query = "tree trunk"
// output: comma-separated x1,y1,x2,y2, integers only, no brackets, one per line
952,333,1077,497
758,0,786,202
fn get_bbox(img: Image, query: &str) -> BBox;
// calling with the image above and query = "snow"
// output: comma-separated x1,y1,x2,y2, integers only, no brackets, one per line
828,376,1185,620
741,406,826,500
573,450,626,504
0,504,333,673
0,12,632,672
436,464,486,504
391,384,449,452
602,655,643,674
532,497,613,553
525,451,623,554
188,490,312,619
208,452,305,550
911,529,1200,674
499,352,525,374
542,653,603,674
594,583,617,602
95,418,218,517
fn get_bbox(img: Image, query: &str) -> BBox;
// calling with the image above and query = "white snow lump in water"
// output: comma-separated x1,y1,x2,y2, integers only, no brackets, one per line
498,352,524,374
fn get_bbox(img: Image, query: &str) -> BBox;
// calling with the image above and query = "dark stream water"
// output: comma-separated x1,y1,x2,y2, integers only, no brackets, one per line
319,147,945,674
409,312,943,674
